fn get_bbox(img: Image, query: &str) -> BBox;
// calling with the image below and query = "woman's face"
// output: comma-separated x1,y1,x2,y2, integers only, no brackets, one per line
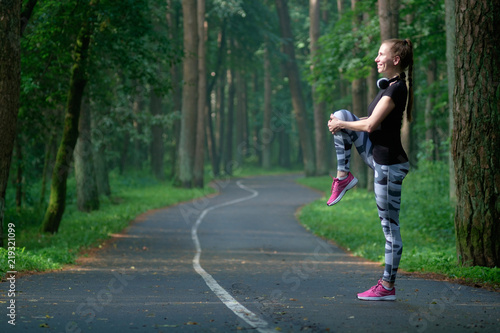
375,43,397,76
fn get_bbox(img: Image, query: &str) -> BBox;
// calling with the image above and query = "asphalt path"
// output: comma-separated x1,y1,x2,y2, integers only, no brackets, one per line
1,174,499,332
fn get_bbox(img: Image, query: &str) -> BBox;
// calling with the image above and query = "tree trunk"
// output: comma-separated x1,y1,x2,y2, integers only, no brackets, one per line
42,9,93,233
179,0,198,187
445,0,456,201
74,98,99,212
150,89,164,180
14,138,23,211
224,68,235,175
132,88,145,170
167,0,182,179
424,59,437,159
275,0,316,176
235,70,245,166
40,134,56,205
216,64,226,176
0,0,21,246
453,0,500,267
93,145,111,197
310,0,328,176
262,45,272,169
194,0,206,188
378,0,399,39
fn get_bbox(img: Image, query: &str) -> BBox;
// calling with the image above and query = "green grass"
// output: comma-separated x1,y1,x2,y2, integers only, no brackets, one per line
296,161,500,289
0,171,216,279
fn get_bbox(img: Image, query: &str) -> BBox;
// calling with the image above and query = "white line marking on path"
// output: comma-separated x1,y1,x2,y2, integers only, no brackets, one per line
191,180,274,333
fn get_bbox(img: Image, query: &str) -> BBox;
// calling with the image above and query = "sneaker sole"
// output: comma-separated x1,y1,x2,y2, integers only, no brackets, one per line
327,178,358,206
357,295,396,301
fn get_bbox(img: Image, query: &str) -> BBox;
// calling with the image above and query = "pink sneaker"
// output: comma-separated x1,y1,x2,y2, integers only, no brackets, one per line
326,172,358,206
357,280,396,301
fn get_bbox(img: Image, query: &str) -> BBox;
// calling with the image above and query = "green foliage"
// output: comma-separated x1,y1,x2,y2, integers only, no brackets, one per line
310,0,379,104
296,161,499,288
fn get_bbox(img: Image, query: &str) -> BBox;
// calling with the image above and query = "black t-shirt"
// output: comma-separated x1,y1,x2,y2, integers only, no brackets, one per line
367,79,409,165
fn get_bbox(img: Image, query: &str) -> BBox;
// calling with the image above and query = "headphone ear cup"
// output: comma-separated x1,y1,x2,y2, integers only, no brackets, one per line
377,78,389,89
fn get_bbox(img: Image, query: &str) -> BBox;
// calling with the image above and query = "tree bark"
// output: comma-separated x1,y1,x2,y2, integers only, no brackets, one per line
40,134,57,206
74,98,99,212
0,0,21,246
275,0,316,176
194,0,206,188
453,0,500,267
150,89,164,180
235,70,245,166
224,68,235,175
445,0,456,201
378,0,399,39
262,45,272,169
424,59,437,159
179,0,198,187
167,0,182,179
310,0,328,176
216,62,226,176
93,145,111,197
15,139,23,210
42,8,93,233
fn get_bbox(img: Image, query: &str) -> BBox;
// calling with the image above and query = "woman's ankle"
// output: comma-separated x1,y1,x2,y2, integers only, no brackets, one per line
337,171,349,179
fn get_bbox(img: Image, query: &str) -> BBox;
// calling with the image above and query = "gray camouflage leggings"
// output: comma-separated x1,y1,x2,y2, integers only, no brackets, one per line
333,109,410,283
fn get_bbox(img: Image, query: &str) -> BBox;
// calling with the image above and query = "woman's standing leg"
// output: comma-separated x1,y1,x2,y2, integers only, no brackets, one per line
357,161,409,301
374,162,409,284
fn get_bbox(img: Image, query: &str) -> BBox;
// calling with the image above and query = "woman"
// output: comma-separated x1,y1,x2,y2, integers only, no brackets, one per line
327,39,413,301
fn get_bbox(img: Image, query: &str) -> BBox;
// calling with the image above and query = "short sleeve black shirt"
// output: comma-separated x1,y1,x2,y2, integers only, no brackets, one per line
367,79,409,165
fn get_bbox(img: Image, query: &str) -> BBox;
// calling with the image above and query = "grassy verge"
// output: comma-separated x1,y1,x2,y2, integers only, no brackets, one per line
296,161,500,290
0,172,216,279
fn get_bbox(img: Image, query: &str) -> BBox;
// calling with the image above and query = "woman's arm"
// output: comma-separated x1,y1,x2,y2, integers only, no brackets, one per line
328,96,395,134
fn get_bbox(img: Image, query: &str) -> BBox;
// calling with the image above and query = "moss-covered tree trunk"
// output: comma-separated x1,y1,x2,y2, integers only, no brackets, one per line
41,12,93,233
452,0,500,267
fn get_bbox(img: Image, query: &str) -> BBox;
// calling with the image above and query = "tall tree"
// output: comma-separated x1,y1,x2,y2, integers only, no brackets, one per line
150,89,164,180
194,0,206,187
74,98,99,212
224,68,235,175
350,0,368,188
178,0,199,187
445,0,456,201
378,0,399,39
275,0,316,176
310,0,328,176
262,44,272,169
42,4,94,233
167,0,182,179
0,0,21,245
452,0,500,267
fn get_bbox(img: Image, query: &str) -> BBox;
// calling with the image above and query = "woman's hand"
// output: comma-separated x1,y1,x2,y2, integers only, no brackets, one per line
328,114,342,134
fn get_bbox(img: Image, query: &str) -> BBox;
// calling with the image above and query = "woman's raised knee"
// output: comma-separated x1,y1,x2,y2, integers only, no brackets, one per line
332,109,350,121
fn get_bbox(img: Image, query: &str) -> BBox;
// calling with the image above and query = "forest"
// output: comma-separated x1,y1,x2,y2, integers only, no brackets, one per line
0,0,498,277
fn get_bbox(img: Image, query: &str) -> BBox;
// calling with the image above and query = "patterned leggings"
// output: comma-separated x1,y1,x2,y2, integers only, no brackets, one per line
333,110,410,283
